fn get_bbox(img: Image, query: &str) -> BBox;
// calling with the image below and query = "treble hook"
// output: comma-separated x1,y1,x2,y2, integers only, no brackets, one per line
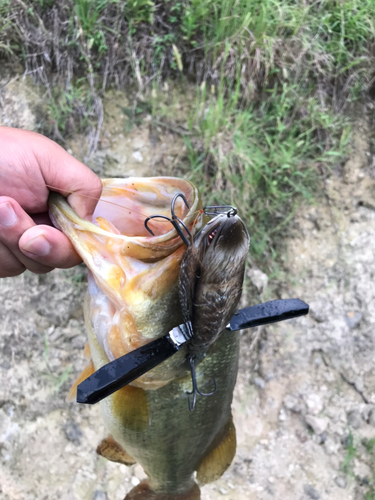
144,193,192,246
186,355,217,412
204,205,237,217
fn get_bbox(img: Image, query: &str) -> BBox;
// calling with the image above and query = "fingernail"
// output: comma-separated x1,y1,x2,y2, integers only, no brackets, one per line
21,234,51,257
0,202,17,227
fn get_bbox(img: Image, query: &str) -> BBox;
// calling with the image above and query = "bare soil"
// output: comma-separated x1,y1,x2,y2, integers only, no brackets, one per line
1,79,375,500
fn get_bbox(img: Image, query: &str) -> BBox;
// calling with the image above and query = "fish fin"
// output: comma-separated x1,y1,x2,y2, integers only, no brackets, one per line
111,385,149,432
65,360,95,402
196,416,237,485
124,480,200,499
96,435,136,466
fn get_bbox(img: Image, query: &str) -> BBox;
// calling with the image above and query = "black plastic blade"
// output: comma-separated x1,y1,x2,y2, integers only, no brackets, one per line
77,335,178,405
227,298,309,332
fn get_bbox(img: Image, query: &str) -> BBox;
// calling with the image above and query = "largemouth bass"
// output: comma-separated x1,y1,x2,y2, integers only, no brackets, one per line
49,177,250,500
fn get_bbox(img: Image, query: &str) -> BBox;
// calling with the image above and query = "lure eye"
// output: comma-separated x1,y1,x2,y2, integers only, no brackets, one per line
208,228,218,245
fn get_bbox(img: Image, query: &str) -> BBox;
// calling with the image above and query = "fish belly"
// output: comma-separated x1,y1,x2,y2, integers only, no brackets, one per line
86,298,239,494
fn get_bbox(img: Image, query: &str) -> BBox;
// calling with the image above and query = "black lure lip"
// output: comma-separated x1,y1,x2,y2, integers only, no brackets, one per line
77,298,309,406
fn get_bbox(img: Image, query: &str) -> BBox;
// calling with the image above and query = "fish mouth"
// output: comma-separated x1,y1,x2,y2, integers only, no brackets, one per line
49,177,202,260
49,177,205,386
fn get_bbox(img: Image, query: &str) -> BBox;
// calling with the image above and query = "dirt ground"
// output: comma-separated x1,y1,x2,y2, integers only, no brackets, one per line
1,77,375,500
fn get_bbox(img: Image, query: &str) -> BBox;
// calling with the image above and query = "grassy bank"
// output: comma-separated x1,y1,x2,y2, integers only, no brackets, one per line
1,0,374,266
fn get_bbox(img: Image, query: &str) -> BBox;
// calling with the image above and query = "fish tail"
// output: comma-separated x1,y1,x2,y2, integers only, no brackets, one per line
124,480,200,500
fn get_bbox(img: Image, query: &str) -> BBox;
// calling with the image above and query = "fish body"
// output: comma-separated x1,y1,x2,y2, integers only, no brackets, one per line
49,177,250,499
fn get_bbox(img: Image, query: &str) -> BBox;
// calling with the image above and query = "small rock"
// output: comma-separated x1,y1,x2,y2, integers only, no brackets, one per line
63,422,83,444
314,356,322,367
254,377,266,390
284,394,304,413
133,463,147,480
345,311,362,329
354,377,364,392
361,405,373,422
341,434,353,448
132,151,143,162
219,488,228,495
358,191,375,210
347,409,363,429
304,484,320,499
305,394,323,415
324,437,341,455
233,461,248,477
319,432,327,444
131,477,140,487
133,139,145,150
368,408,375,426
358,476,370,487
247,268,268,294
324,437,340,455
305,415,329,435
309,300,332,323
296,430,308,443
92,492,108,500
71,335,86,350
335,476,347,489
279,409,287,421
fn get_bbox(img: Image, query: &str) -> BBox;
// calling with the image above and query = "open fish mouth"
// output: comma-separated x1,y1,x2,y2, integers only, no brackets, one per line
50,177,202,256
49,177,205,387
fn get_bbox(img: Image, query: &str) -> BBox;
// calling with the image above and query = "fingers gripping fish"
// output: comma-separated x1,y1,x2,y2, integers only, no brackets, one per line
49,177,248,500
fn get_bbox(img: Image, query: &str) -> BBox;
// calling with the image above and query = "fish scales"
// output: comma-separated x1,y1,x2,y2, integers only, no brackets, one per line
49,177,250,500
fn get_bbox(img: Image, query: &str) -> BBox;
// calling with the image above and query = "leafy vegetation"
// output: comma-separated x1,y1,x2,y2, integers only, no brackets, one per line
336,435,375,498
341,432,357,477
0,0,374,265
363,438,375,500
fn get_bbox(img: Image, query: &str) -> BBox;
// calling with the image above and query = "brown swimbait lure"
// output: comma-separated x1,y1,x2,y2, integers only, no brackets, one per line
179,208,250,351
49,177,249,499
179,207,250,410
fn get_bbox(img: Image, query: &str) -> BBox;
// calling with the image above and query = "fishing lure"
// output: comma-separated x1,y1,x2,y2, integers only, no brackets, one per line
177,203,250,409
77,194,309,409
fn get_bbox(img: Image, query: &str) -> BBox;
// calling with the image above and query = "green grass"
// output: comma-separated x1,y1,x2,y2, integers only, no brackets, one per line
0,0,374,266
341,432,357,477
2,1,374,107
150,76,349,264
339,435,375,499
364,438,375,500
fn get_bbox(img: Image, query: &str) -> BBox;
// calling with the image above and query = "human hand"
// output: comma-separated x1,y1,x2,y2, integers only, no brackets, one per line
0,127,102,277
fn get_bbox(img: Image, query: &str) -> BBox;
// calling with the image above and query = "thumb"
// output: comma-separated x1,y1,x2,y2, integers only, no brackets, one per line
29,130,103,219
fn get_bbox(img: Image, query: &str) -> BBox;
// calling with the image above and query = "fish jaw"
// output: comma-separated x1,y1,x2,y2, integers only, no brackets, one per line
49,177,205,385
